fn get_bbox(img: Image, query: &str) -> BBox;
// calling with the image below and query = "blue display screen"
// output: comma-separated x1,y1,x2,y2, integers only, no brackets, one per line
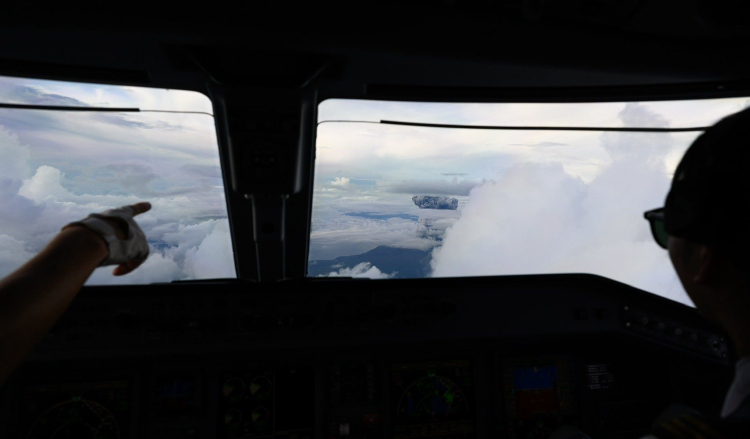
513,366,558,390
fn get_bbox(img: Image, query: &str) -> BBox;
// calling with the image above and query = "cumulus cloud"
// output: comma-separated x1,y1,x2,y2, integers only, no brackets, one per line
86,219,235,285
331,177,351,187
321,262,394,279
87,250,185,285
430,163,586,274
430,103,690,304
19,166,71,202
183,220,236,279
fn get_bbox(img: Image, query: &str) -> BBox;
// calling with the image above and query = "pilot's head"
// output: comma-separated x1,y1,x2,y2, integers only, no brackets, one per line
646,105,750,321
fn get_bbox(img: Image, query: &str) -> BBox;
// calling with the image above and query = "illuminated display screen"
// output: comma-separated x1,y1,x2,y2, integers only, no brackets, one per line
502,356,578,439
513,366,561,419
152,374,200,416
391,360,475,439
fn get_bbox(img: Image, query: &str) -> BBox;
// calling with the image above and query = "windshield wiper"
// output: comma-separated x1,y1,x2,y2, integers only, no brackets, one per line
0,102,213,117
318,119,709,133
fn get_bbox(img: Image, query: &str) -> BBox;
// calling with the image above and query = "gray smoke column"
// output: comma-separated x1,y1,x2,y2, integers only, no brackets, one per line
412,195,459,210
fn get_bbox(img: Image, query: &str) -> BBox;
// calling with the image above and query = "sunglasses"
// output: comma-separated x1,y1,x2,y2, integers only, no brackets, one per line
644,208,669,249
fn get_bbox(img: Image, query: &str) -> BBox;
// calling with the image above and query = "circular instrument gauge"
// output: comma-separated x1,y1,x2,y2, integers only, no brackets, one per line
397,374,468,419
251,406,270,424
222,377,245,402
28,399,120,439
224,408,243,427
248,376,272,398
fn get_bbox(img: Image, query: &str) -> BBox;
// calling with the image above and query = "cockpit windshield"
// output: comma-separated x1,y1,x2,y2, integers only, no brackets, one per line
309,98,750,305
0,76,235,285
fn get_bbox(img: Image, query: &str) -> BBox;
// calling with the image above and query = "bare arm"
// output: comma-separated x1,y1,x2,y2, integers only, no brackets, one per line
0,202,151,383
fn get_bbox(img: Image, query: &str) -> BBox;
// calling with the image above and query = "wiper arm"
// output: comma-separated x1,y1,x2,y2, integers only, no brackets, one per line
0,102,213,117
317,119,709,133
379,119,708,133
0,102,139,112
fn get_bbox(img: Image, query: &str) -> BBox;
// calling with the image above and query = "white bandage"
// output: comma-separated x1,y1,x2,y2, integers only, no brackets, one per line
64,206,149,266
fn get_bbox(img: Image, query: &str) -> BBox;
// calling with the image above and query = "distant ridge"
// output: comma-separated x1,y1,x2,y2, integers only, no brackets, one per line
308,246,432,278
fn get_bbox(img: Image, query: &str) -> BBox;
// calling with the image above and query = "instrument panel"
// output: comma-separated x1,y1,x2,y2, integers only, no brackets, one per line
5,348,728,439
22,380,130,439
0,275,734,438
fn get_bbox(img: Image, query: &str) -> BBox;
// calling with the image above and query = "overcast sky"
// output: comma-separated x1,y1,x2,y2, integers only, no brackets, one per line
0,76,235,284
312,97,750,305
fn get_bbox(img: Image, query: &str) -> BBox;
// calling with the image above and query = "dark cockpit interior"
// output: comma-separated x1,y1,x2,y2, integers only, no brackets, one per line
2,2,750,438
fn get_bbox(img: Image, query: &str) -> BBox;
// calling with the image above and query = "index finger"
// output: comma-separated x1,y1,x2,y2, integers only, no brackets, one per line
129,202,152,216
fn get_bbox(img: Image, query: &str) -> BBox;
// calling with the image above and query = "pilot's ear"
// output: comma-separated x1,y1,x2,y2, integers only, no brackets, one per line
693,245,720,285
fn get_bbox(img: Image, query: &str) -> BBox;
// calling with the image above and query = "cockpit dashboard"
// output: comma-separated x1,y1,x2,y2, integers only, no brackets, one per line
0,274,732,438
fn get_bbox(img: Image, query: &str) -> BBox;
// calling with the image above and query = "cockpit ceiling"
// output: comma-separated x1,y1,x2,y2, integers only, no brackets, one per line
2,1,750,94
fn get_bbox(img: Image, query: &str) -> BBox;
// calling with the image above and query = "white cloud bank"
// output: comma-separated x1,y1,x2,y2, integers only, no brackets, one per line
183,220,236,279
430,103,690,304
320,262,394,279
331,177,351,187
